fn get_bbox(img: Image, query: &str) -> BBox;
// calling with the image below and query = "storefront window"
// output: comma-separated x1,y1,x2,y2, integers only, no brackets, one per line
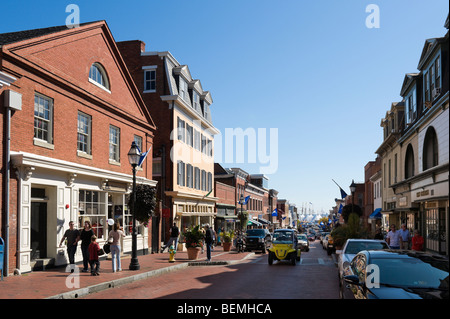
107,193,139,236
79,190,106,239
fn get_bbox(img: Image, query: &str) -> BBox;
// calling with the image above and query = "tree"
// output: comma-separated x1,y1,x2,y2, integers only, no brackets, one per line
341,204,362,223
128,184,157,227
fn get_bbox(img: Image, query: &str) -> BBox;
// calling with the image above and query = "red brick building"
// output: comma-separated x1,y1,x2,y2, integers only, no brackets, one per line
0,21,157,275
214,164,273,231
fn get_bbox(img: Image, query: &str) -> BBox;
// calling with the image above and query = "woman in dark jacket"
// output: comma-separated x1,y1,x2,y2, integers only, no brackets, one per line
80,221,94,272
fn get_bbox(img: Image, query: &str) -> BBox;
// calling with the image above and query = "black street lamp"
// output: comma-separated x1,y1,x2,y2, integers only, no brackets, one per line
128,141,141,271
239,193,245,232
349,180,356,216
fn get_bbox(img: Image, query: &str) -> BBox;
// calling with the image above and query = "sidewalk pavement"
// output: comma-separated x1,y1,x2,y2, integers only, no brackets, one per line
0,246,254,299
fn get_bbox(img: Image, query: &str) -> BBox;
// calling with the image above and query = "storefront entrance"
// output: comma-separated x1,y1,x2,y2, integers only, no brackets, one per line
30,201,47,260
425,207,447,255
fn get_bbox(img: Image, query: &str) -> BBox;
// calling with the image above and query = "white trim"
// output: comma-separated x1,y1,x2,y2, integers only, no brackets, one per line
11,151,158,187
0,71,17,87
142,65,158,70
88,77,111,94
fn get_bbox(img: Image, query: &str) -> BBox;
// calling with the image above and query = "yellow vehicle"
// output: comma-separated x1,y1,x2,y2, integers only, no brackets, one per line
268,229,301,265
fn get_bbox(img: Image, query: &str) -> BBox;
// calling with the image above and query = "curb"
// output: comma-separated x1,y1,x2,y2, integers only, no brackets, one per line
46,252,256,299
46,262,189,299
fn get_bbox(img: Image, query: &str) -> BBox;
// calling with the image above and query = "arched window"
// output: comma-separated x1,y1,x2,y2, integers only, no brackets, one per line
89,63,110,90
405,144,414,179
423,127,438,170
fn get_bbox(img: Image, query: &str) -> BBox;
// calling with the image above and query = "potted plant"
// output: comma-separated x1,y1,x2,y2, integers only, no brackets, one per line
183,225,204,260
222,230,234,252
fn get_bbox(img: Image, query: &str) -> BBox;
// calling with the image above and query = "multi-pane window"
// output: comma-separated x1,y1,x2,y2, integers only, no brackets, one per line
203,101,210,121
201,134,207,154
425,71,430,102
194,130,201,151
424,55,442,102
435,57,441,89
144,69,156,92
207,172,212,192
109,125,120,162
134,135,143,152
194,167,200,190
186,164,193,188
186,124,193,147
77,112,91,154
89,63,109,90
201,170,206,191
193,90,200,111
405,88,416,124
177,161,185,186
78,190,106,239
34,94,53,143
179,77,188,101
177,117,185,142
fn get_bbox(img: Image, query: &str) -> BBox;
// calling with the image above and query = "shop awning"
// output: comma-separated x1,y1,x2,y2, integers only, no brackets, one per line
369,208,382,219
258,218,271,225
247,219,263,226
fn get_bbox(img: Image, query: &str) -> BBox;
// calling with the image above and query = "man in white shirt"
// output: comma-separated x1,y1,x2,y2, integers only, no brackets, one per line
386,224,401,249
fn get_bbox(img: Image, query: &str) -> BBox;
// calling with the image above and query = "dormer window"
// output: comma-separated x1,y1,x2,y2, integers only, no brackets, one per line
89,63,110,91
193,90,200,111
405,87,416,124
203,101,211,122
179,77,188,101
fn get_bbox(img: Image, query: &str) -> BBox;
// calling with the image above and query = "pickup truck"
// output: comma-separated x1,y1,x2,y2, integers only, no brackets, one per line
245,228,272,253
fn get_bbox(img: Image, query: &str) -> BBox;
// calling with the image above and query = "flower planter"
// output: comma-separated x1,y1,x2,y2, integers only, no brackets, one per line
187,247,201,260
223,242,232,252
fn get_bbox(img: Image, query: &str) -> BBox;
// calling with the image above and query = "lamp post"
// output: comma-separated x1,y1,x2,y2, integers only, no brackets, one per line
240,193,244,232
349,180,356,216
128,141,141,271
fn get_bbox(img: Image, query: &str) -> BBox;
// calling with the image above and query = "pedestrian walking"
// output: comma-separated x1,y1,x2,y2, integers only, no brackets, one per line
386,224,401,249
205,224,214,262
59,221,80,271
399,224,411,249
108,222,125,272
211,227,216,251
80,221,94,272
374,227,384,240
88,235,101,276
161,223,180,252
411,229,424,251
200,225,206,254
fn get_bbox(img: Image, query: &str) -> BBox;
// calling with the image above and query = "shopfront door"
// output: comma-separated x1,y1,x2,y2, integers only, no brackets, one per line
31,202,47,260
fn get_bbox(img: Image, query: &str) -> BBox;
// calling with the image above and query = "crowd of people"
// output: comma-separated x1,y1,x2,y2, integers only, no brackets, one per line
375,223,424,251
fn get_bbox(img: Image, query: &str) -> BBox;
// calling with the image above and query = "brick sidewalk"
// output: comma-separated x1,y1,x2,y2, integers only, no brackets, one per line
0,246,253,299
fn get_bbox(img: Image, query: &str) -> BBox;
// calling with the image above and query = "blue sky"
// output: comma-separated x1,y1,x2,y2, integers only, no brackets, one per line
2,0,448,214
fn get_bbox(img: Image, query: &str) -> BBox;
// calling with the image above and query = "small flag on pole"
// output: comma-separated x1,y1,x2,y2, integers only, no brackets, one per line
239,195,250,205
332,179,348,199
271,208,278,217
138,146,151,167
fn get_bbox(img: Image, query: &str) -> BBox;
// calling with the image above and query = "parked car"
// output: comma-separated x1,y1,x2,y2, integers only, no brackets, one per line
319,232,329,244
245,228,271,254
340,250,449,299
337,239,390,283
268,229,301,265
297,233,310,252
322,234,334,255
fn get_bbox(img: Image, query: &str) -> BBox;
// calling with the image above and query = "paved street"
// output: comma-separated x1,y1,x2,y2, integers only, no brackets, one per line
83,239,339,299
